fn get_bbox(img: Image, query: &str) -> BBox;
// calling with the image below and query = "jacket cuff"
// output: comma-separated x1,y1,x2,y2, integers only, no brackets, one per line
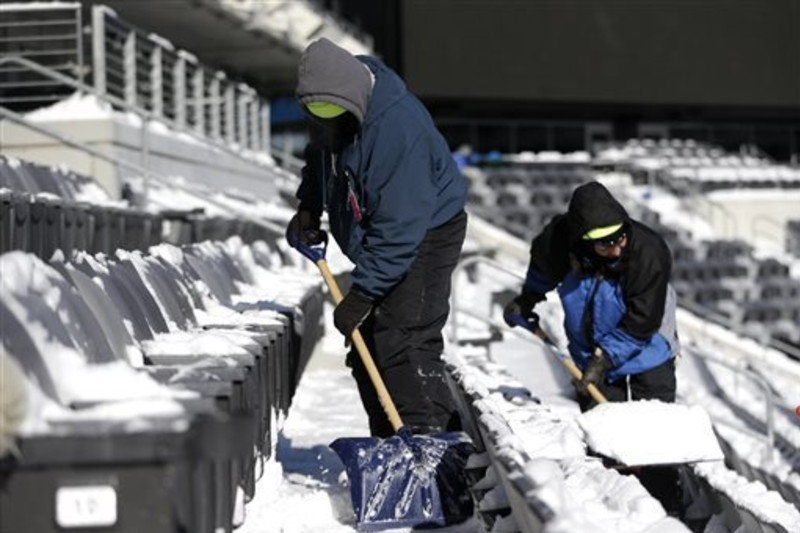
596,327,648,367
350,285,375,303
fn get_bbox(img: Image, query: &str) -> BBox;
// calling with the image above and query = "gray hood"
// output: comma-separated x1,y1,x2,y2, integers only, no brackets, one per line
295,38,372,123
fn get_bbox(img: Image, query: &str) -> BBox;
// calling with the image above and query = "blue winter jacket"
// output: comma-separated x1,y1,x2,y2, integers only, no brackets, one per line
296,57,467,298
523,182,678,382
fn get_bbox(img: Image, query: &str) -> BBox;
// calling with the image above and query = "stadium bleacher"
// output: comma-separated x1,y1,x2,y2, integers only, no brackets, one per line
2,3,799,530
445,258,800,533
0,153,325,532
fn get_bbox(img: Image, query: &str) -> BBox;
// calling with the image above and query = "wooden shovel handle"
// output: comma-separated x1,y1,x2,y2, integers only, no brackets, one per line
316,259,405,432
533,327,608,404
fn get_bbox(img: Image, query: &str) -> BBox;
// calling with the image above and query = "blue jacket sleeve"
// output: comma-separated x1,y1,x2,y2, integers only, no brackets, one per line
595,255,671,366
596,328,651,367
350,134,435,298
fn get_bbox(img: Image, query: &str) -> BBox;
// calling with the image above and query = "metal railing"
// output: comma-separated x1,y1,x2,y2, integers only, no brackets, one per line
0,103,284,237
0,2,84,107
0,54,287,203
1,3,271,156
678,297,800,361
449,254,525,345
90,5,270,152
689,348,776,462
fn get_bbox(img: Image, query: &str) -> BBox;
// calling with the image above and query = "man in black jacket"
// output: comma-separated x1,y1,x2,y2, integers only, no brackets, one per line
504,181,682,514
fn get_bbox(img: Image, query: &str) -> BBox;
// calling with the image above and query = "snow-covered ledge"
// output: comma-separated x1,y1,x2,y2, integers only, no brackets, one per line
1,94,278,200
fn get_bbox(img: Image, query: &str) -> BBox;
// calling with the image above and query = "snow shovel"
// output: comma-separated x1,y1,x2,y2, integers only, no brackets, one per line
293,234,474,531
508,317,724,468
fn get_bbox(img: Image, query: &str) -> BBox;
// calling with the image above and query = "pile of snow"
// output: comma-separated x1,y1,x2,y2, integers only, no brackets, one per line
577,401,724,466
26,92,113,122
447,346,688,531
694,461,800,531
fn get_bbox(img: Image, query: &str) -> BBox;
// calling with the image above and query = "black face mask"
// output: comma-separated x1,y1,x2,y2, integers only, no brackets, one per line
576,241,626,275
308,112,360,151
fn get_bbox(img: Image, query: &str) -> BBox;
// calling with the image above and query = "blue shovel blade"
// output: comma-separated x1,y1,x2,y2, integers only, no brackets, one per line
330,430,475,531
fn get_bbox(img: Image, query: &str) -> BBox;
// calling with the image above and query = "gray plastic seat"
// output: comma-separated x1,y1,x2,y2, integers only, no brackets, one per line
760,521,790,533
738,507,765,532
716,491,742,531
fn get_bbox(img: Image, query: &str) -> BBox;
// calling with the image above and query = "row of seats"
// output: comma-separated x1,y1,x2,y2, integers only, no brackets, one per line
637,208,800,347
441,340,692,532
597,139,800,195
0,237,324,533
687,349,800,514
788,221,800,257
464,162,592,241
686,462,796,533
649,168,800,195
0,190,162,257
597,138,742,162
717,437,800,512
1,155,282,260
0,154,99,201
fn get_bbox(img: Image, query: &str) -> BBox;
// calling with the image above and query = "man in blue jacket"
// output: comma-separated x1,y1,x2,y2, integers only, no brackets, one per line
504,181,682,513
286,38,468,438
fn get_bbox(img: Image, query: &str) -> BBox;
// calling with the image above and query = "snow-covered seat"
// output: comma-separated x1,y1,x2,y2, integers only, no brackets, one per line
716,491,743,530
0,247,314,532
51,256,260,411
0,294,240,533
761,521,791,533
739,507,766,532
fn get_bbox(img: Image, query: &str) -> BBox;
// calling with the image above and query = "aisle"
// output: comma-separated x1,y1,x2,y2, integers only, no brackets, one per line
238,307,480,533
238,327,368,532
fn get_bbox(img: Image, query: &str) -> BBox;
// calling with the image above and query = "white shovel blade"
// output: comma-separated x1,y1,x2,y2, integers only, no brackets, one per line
577,400,724,467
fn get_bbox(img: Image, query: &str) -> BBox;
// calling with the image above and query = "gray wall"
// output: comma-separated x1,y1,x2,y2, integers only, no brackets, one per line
403,0,800,108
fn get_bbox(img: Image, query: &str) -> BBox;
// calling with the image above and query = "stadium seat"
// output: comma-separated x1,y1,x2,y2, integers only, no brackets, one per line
0,191,12,253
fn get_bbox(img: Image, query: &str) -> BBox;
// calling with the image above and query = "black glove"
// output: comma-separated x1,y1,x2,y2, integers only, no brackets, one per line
286,208,322,249
503,291,544,331
577,348,613,395
333,288,374,339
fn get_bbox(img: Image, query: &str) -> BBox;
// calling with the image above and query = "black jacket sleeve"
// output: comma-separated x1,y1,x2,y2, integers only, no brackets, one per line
619,223,673,340
296,144,326,216
528,214,573,284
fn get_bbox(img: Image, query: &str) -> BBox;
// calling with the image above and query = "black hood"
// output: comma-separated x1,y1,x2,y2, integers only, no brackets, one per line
566,182,629,244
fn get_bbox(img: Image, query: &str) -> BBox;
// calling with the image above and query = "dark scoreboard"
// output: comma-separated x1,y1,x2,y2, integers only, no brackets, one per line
402,0,800,109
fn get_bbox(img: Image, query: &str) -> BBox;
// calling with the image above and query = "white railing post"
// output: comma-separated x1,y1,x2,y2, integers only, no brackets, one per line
174,54,186,129
237,88,248,149
225,83,235,146
192,66,205,136
123,31,137,108
150,44,163,118
250,98,261,151
260,103,271,152
91,6,107,96
76,6,85,88
210,73,222,140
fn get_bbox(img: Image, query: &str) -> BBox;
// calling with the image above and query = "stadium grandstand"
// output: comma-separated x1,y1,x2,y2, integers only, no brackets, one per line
1,2,799,533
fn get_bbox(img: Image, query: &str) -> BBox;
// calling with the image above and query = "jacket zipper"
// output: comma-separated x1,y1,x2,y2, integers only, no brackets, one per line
344,168,363,223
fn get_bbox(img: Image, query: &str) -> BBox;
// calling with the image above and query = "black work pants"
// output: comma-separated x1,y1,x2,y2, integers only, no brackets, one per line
579,357,682,515
349,211,467,438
